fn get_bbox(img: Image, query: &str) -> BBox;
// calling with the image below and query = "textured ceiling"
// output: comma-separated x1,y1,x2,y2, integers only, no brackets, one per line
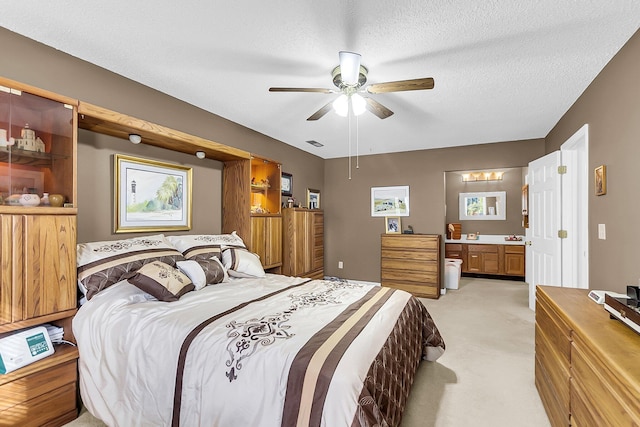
1,1,639,159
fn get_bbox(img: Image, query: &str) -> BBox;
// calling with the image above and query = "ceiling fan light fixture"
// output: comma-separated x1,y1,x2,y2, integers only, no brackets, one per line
351,93,366,116
339,51,361,86
333,94,349,117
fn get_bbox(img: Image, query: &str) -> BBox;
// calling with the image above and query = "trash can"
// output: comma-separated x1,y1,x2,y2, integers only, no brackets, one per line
444,258,463,290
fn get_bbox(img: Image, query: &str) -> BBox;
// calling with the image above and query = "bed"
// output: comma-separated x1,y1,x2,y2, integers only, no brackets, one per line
73,233,445,427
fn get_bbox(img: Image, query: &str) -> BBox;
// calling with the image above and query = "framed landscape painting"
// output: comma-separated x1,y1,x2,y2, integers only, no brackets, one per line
114,154,192,233
371,185,410,217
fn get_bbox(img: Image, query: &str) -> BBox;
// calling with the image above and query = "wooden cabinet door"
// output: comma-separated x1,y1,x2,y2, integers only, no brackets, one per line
265,216,282,267
505,253,525,275
482,253,500,273
0,215,19,325
23,215,76,319
0,214,76,324
467,253,482,272
311,212,324,274
250,216,282,269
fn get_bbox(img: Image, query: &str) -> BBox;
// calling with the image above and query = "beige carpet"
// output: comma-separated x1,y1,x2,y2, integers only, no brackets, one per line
64,277,550,427
401,277,550,427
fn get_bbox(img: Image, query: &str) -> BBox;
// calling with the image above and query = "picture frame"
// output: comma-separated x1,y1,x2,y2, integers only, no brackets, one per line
385,216,401,234
595,165,606,196
371,185,410,217
306,188,320,209
281,172,293,197
114,154,192,233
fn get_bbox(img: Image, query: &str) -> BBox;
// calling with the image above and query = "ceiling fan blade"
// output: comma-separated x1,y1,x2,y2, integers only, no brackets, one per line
365,97,394,119
366,77,435,94
269,87,333,94
307,101,334,121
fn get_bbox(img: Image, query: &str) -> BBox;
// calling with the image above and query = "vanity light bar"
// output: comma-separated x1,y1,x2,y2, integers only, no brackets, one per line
462,171,504,182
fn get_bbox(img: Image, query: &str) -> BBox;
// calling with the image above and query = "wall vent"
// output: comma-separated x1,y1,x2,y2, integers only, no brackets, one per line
306,140,324,147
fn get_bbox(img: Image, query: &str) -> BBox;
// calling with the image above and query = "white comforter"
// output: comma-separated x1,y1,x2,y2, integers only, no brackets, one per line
73,275,420,427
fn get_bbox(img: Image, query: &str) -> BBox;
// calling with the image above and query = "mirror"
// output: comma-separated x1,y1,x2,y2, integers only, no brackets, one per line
459,191,506,220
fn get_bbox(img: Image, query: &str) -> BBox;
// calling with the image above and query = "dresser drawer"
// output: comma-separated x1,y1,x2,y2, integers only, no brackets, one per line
0,381,77,427
536,296,571,363
381,258,439,275
0,360,77,412
381,267,439,284
382,281,439,298
381,235,438,250
381,248,438,261
535,325,570,415
571,335,640,425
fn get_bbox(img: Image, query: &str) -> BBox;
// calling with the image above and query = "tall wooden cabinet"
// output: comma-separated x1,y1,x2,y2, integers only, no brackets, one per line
282,208,324,279
535,286,640,426
0,77,79,426
381,234,441,299
222,155,282,271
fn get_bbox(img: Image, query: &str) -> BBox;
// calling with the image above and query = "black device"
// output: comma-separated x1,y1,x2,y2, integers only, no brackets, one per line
403,225,414,234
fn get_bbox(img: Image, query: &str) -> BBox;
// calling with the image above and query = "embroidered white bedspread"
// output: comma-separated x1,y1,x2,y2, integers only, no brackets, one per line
73,274,434,426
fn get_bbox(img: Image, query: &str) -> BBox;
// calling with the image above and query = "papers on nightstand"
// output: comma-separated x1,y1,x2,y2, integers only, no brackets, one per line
43,324,64,344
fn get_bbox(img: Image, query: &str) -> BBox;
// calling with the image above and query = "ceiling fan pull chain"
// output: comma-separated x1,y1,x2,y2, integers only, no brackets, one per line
348,108,352,180
356,114,360,170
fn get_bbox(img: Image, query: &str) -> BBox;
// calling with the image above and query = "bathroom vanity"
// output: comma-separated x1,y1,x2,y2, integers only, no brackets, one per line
445,234,525,278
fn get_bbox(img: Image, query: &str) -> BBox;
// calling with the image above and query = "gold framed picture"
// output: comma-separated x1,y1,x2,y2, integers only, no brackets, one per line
595,165,606,196
114,154,192,233
385,216,401,234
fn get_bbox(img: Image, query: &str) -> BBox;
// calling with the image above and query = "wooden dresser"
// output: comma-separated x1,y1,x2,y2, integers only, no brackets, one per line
380,234,441,299
282,208,324,279
535,285,640,426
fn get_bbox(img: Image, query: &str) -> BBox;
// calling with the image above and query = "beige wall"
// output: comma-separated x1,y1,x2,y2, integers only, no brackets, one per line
545,28,640,292
323,141,544,281
0,28,324,243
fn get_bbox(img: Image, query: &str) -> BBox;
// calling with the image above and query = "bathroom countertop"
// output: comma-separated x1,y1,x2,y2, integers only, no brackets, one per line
445,234,525,245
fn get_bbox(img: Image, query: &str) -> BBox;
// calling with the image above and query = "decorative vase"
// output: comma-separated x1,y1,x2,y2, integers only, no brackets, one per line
41,193,50,206
48,194,65,207
19,194,41,207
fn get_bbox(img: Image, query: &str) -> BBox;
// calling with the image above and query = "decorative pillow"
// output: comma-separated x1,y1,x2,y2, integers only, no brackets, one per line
196,256,228,284
177,260,207,291
221,247,266,278
124,261,194,302
167,232,245,261
77,234,185,300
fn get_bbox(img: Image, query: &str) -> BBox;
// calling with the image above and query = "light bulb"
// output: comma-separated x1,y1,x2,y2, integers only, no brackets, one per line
128,134,142,144
195,151,206,159
339,51,361,86
333,94,348,117
351,93,366,116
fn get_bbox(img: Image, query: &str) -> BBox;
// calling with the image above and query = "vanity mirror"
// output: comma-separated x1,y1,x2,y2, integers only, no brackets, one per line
459,191,506,221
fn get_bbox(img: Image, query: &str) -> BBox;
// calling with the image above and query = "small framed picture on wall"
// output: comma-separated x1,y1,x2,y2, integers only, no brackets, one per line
594,165,606,196
281,172,293,197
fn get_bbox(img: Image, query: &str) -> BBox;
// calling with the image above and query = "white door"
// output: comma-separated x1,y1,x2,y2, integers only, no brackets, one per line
526,151,562,310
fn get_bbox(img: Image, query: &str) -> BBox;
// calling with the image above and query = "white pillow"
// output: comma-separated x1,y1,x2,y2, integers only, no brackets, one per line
177,260,207,291
221,248,266,278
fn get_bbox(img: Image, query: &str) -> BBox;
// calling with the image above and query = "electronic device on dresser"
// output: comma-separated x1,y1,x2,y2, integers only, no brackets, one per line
604,285,640,335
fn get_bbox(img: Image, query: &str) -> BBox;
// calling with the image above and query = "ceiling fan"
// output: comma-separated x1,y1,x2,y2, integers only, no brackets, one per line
269,51,435,121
